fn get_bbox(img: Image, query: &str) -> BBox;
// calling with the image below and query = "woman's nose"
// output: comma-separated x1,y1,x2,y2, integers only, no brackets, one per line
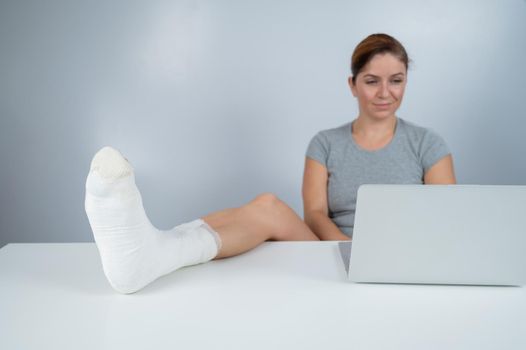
377,83,390,98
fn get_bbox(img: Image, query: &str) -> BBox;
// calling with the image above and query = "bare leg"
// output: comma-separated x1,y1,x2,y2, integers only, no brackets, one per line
203,193,319,259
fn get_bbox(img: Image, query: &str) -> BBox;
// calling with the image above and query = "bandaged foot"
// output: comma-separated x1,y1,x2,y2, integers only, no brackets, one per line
85,147,221,294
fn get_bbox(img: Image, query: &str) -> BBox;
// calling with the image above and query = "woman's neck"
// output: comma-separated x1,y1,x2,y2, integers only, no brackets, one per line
351,115,397,151
352,115,397,137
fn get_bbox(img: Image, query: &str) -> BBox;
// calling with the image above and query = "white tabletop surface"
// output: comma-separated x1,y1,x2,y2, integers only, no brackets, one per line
1,242,525,349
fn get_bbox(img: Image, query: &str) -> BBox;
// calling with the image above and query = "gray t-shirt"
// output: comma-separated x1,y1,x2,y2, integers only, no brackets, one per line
306,118,450,237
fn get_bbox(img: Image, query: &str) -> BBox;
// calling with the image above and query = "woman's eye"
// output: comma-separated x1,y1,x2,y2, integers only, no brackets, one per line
391,79,403,84
365,80,377,85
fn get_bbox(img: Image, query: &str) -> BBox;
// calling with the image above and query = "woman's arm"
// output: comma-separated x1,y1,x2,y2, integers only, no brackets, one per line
302,158,351,241
424,154,456,184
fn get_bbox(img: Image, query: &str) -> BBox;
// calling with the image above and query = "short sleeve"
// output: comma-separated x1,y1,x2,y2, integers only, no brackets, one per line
306,132,329,167
420,129,451,172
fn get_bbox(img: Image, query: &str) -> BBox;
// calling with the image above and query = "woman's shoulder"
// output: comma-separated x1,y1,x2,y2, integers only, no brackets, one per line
398,118,443,142
306,122,352,162
397,118,450,166
313,122,352,143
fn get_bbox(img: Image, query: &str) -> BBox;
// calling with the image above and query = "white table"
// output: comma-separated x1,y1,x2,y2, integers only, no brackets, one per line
1,242,525,349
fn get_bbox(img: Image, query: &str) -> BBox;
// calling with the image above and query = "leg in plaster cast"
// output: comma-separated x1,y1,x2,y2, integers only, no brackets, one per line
85,147,318,294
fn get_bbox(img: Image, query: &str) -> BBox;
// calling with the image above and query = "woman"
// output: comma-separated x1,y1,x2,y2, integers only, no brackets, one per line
85,33,455,294
303,33,456,241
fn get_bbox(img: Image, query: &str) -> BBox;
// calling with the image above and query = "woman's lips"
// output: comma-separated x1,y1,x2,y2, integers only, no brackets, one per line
373,103,391,109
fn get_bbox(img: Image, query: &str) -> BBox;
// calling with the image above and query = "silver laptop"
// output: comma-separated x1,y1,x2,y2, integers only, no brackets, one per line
339,185,526,286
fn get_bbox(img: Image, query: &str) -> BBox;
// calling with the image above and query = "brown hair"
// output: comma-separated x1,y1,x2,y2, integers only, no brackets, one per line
351,33,409,84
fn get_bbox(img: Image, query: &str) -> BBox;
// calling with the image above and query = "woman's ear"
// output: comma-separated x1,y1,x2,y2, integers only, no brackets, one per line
348,76,357,97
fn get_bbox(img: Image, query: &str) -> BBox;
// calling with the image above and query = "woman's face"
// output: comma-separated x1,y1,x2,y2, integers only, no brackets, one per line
349,53,407,121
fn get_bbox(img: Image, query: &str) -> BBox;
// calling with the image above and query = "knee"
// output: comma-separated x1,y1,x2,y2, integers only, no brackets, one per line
252,193,282,210
249,193,288,223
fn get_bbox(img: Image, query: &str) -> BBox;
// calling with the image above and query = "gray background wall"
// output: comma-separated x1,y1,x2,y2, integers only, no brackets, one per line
1,0,525,248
